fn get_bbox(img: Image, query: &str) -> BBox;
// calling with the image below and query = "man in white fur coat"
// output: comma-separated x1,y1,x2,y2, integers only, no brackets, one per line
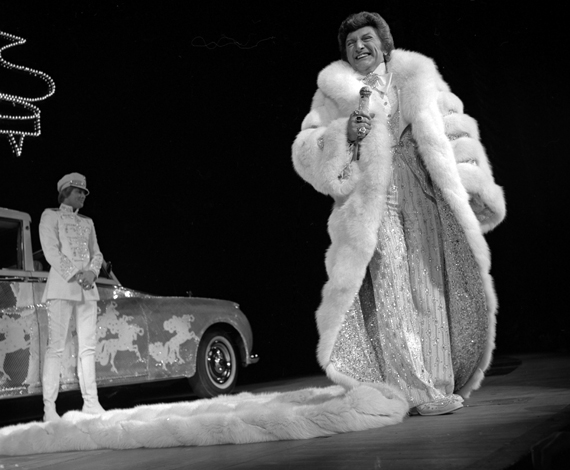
292,11,505,416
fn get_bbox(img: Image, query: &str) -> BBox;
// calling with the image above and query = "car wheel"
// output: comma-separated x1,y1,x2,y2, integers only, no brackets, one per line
189,330,238,398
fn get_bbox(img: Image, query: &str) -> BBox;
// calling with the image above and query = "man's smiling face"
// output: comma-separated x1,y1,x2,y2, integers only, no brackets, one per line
345,26,384,75
63,187,87,210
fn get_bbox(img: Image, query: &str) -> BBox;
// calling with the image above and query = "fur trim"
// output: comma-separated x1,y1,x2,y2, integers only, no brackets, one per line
317,111,393,367
444,113,480,140
0,385,408,455
437,90,464,114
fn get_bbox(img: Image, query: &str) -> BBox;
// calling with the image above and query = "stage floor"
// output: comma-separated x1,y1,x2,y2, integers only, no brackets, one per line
1,353,569,469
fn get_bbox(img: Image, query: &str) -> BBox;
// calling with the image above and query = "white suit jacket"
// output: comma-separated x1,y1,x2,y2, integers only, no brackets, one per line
39,204,103,302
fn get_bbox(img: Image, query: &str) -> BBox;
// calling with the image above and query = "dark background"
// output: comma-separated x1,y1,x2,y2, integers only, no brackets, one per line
1,0,567,384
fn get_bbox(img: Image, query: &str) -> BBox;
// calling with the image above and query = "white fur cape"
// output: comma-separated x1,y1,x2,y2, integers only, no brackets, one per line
0,384,408,455
292,49,506,397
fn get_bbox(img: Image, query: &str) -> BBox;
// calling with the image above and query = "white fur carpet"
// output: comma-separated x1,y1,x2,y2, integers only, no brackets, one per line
0,384,408,455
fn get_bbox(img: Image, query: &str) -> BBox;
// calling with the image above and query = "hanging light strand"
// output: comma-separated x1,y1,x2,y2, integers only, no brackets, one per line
0,30,56,156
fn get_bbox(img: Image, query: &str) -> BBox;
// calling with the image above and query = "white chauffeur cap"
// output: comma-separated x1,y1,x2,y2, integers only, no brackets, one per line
57,172,90,195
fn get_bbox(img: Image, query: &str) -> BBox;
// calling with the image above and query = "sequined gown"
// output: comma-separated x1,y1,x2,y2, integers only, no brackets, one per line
329,82,488,407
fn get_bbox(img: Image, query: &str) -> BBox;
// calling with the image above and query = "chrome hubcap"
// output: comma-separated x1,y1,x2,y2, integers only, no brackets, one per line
206,339,233,385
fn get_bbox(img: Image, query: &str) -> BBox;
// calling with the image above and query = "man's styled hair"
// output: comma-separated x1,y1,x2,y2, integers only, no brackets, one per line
338,11,395,62
58,186,75,204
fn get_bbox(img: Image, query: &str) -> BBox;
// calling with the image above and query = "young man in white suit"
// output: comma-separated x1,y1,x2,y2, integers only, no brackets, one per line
39,172,105,421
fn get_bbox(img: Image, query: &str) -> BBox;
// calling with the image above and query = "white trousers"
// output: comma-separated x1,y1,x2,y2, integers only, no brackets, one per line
42,299,99,405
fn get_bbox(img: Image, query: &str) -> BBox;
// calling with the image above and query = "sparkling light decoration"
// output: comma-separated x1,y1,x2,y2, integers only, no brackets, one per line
0,31,55,157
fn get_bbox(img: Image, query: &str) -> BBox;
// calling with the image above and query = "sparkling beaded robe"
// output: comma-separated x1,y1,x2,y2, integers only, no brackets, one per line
292,49,505,404
39,204,103,302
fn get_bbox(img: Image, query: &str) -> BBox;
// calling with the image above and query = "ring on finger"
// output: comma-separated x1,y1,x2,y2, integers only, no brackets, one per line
358,126,367,135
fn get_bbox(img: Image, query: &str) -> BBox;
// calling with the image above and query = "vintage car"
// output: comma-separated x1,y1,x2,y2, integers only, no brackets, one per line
0,207,258,401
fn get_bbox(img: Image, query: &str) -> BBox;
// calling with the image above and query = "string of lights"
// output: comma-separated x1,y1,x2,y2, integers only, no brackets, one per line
0,30,55,157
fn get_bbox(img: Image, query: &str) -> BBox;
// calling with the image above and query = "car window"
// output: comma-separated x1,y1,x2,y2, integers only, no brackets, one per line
0,217,23,270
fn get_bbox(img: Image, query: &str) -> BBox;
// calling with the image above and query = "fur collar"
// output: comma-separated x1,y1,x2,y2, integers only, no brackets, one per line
316,49,451,124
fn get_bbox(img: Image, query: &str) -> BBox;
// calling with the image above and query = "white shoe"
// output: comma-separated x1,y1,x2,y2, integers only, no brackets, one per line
451,394,464,405
415,396,463,416
43,403,61,422
78,356,105,415
82,399,105,415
